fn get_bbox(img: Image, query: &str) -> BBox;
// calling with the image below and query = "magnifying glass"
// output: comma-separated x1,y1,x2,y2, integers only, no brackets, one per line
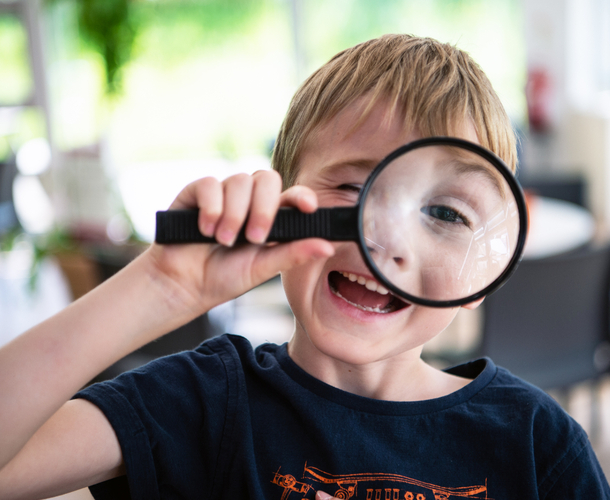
155,137,528,308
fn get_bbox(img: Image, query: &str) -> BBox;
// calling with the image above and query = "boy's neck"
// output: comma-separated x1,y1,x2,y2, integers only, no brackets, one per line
287,336,471,402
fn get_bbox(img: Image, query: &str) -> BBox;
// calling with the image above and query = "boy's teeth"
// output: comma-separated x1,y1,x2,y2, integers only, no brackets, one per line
341,272,389,295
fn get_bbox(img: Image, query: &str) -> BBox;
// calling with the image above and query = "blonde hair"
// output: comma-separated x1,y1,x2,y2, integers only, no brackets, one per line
272,34,517,187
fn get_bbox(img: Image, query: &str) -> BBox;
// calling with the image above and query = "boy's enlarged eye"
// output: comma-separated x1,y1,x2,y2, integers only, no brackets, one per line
421,205,472,229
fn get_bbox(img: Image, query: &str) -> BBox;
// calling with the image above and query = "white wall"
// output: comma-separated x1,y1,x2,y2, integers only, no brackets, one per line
521,0,610,228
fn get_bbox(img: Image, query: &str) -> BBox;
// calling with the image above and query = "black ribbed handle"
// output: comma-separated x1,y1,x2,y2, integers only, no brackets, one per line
155,207,359,244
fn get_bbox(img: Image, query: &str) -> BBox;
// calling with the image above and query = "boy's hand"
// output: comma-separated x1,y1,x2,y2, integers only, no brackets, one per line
316,492,339,500
147,169,335,318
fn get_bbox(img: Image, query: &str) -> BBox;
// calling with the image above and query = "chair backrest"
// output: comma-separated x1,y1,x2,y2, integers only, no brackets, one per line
519,173,587,208
480,243,610,389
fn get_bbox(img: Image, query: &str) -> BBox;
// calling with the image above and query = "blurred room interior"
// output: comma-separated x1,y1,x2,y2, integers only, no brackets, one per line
1,0,610,496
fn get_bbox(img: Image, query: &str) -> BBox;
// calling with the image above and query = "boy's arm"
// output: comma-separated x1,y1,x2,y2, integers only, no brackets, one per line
0,170,334,497
0,399,124,500
0,243,200,499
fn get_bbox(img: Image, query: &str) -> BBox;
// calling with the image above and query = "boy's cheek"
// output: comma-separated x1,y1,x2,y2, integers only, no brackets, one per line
461,297,485,310
280,259,322,301
280,245,339,311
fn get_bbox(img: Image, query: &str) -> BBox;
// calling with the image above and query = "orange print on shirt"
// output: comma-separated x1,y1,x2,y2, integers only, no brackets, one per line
271,463,490,500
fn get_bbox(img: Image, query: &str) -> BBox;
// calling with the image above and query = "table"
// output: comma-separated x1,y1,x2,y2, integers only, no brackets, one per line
522,196,596,259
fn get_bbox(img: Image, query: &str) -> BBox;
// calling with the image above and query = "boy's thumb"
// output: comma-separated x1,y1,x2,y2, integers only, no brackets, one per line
259,239,334,274
316,491,335,500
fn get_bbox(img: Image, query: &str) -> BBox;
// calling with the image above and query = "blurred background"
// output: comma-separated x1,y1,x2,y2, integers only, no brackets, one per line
0,0,535,354
2,0,610,495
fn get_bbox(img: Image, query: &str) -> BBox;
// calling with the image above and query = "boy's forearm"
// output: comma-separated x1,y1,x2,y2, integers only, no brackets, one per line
0,248,201,470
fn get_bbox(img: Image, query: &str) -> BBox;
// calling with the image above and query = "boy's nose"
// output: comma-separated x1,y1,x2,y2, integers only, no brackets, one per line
366,234,414,273
366,239,420,297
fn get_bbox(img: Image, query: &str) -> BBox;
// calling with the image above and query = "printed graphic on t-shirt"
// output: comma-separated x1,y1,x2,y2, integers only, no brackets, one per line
271,463,490,500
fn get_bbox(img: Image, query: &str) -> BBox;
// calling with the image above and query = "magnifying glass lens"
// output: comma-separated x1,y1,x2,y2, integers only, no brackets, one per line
362,144,521,303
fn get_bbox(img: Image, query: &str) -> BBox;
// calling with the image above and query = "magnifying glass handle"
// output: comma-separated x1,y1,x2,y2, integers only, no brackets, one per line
155,207,359,244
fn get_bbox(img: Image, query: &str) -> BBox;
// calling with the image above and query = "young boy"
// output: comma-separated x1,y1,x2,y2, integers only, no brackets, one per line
0,34,608,500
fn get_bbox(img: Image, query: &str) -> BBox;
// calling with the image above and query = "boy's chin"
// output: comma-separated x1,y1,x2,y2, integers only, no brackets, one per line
304,305,461,363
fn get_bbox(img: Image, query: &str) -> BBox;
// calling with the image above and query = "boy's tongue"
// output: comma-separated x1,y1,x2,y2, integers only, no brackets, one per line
330,272,393,309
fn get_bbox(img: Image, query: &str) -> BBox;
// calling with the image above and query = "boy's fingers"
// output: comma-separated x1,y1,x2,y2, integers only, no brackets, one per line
168,177,225,237
169,177,209,210
280,185,319,212
215,173,254,246
252,239,334,281
316,491,336,500
194,177,223,237
166,174,317,247
246,170,283,244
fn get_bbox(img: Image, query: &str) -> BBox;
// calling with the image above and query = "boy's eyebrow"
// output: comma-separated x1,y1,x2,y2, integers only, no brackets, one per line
451,160,506,199
319,158,380,177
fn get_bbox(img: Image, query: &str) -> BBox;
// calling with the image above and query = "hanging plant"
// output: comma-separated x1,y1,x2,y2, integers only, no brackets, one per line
76,0,135,94
44,0,136,95
45,0,267,95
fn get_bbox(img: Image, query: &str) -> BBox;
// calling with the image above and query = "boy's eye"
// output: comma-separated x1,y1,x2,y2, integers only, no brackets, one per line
337,184,363,193
421,205,472,228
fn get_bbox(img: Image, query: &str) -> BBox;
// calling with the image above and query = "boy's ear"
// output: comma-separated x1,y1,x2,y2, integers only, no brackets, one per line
461,297,485,310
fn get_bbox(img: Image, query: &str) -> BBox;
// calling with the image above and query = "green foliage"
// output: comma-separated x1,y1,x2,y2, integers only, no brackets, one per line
0,227,77,291
28,228,78,290
0,227,22,253
44,0,135,95
44,0,266,94
132,0,262,32
77,0,135,94
0,14,34,104
129,0,265,66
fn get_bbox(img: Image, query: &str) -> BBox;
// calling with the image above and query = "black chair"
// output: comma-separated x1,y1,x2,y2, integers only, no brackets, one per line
480,243,610,388
518,172,587,209
479,243,610,436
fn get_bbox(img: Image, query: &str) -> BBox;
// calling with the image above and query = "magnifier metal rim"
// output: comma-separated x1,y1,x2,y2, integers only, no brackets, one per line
356,136,528,308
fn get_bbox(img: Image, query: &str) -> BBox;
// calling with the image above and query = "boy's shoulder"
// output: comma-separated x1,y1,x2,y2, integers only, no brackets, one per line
448,356,570,411
448,357,586,444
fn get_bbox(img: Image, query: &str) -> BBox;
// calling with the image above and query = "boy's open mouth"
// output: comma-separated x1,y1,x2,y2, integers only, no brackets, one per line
328,271,409,313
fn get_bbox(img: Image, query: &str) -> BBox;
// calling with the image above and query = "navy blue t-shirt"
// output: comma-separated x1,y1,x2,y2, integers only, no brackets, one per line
75,334,609,499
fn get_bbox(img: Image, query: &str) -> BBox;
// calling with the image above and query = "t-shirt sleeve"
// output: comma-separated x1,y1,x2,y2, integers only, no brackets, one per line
74,339,232,500
539,434,610,499
531,393,610,499
491,368,610,498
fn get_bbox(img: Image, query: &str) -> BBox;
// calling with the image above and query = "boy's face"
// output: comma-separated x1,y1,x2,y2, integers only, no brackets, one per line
282,96,481,370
